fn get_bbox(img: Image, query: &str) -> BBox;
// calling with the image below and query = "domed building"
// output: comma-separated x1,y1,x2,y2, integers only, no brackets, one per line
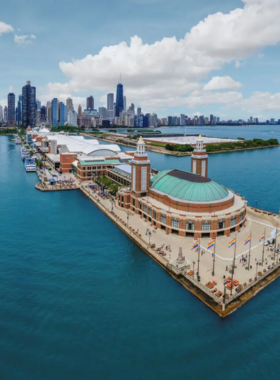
117,136,247,239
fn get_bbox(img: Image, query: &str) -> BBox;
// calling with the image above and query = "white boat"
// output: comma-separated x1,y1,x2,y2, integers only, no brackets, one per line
25,158,36,172
15,137,21,144
21,148,30,160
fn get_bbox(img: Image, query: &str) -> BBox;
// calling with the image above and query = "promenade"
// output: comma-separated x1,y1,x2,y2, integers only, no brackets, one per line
81,181,280,316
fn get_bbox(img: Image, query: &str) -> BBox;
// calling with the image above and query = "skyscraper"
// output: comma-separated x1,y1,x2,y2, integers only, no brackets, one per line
51,98,58,127
78,104,82,115
17,95,22,124
4,106,8,122
22,81,36,128
36,99,41,110
7,93,16,127
66,98,73,116
59,102,67,125
107,93,114,121
0,105,3,122
137,107,141,116
87,96,94,110
46,101,52,125
123,95,126,113
115,83,124,117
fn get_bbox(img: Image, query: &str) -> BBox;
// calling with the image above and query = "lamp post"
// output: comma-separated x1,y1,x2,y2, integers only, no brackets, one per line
212,238,216,276
255,261,258,280
127,212,129,226
193,261,195,275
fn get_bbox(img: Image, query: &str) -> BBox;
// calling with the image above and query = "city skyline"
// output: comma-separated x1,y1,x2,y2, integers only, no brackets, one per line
1,0,280,120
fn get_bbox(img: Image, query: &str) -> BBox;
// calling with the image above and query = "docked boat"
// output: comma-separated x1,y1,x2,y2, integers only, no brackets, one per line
24,158,36,172
21,148,30,160
15,137,21,144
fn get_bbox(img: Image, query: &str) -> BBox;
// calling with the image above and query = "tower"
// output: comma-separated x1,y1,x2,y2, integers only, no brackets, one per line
131,137,150,197
191,135,208,177
22,81,36,129
115,83,124,117
7,93,16,127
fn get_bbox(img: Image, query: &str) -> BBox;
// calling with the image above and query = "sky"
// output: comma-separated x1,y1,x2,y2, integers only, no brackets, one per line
0,0,280,120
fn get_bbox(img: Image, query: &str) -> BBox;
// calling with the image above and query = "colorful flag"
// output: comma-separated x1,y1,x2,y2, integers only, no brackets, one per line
228,238,236,248
259,233,265,243
244,236,251,246
207,240,215,249
191,240,199,250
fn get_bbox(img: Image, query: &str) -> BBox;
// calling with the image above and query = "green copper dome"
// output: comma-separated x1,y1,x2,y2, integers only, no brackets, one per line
150,169,229,203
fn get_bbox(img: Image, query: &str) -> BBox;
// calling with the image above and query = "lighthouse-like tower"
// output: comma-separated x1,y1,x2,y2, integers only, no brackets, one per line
131,137,151,197
191,135,208,177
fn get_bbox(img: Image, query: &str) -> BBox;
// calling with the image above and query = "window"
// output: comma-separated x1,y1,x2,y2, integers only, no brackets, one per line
161,215,166,224
153,211,157,219
218,220,225,229
240,212,244,221
148,208,152,216
230,217,236,227
202,160,206,176
202,222,211,231
143,205,147,213
186,222,194,230
192,160,196,174
171,219,179,228
133,198,135,206
139,203,142,210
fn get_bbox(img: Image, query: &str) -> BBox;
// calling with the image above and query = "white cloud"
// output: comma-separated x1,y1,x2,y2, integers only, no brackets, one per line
203,76,242,91
41,0,280,113
14,34,36,45
0,21,13,35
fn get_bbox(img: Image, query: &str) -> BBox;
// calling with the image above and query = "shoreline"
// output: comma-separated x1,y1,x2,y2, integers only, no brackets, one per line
84,133,280,156
79,185,280,318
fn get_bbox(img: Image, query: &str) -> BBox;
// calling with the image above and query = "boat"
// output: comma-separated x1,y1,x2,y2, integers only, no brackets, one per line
15,137,21,144
11,139,16,141
24,158,36,172
21,148,30,160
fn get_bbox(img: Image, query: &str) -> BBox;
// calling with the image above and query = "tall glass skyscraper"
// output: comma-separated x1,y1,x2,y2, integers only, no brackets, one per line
87,96,94,110
22,81,36,128
107,93,114,121
115,83,124,117
7,93,16,127
51,98,58,127
59,102,67,125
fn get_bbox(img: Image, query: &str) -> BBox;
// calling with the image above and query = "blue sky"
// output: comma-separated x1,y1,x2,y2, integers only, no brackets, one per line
1,0,280,120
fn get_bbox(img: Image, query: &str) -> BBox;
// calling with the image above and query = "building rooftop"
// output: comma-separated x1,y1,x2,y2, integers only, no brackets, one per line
150,169,229,203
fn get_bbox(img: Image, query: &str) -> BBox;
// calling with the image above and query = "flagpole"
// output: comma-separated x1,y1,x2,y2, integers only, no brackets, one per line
197,238,200,282
212,238,216,276
248,230,252,271
262,228,266,266
231,233,237,297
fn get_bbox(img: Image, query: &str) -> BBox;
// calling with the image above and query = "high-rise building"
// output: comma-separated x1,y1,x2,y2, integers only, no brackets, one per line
46,101,52,125
51,98,58,127
180,114,186,126
67,109,78,127
7,93,16,127
36,99,41,110
22,81,36,128
98,107,107,119
123,95,126,113
66,98,73,116
87,96,94,110
17,95,23,124
115,83,124,117
78,104,82,115
0,105,3,122
107,93,114,121
59,102,67,125
40,106,47,123
137,107,141,116
4,106,8,122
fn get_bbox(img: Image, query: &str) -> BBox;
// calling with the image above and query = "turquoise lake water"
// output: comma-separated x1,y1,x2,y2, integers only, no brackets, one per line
1,126,280,379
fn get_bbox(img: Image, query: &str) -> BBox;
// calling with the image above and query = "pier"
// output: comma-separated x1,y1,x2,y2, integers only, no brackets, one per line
80,182,280,317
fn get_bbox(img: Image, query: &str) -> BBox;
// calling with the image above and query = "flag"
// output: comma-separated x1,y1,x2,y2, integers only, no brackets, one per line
271,228,277,238
191,240,199,250
244,236,251,246
228,238,236,248
259,233,265,243
207,240,215,249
